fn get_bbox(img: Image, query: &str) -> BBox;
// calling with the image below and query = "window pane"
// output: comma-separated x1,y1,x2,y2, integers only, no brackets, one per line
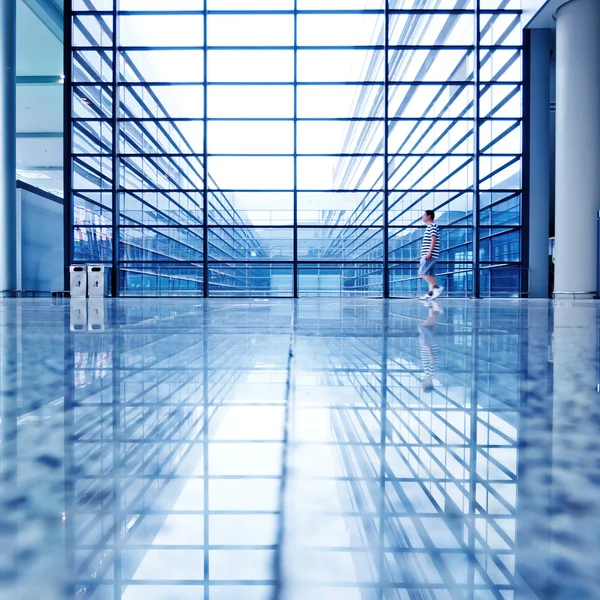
208,121,293,154
120,50,204,83
298,228,383,261
209,50,294,82
120,121,204,155
299,0,383,7
298,14,384,47
298,85,384,118
73,51,113,83
73,121,113,154
121,0,203,8
209,192,294,226
388,84,474,119
120,85,204,119
297,50,384,82
298,264,383,297
120,227,203,261
209,264,293,297
388,50,473,83
120,191,204,226
74,227,113,261
120,263,204,297
72,85,113,119
208,157,294,190
73,15,113,47
120,15,204,47
209,228,293,261
208,0,292,8
389,13,474,46
208,15,293,46
298,121,384,155
297,192,383,226
208,86,293,118
298,156,384,190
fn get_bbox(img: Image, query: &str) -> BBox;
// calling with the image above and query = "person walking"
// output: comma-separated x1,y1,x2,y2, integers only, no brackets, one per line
419,210,443,300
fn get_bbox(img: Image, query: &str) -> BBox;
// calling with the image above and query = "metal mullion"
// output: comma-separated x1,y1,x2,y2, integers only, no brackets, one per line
111,79,530,87
119,117,204,122
292,0,299,298
110,3,120,296
203,3,209,298
65,0,74,291
381,0,390,298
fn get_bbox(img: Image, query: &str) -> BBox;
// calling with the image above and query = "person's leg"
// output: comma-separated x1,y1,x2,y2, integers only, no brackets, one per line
430,262,444,298
422,274,435,291
419,259,433,297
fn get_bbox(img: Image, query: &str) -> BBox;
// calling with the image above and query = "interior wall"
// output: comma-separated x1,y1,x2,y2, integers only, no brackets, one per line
17,182,63,291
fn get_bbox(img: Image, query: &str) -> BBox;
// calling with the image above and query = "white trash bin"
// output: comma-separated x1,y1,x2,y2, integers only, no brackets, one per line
70,298,87,331
88,298,105,331
70,266,87,298
87,265,105,298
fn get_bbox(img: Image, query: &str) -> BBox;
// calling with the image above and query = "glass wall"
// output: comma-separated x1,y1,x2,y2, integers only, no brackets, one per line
68,0,523,297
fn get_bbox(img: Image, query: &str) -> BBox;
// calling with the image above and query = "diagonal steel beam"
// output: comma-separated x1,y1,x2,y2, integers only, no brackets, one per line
21,0,63,42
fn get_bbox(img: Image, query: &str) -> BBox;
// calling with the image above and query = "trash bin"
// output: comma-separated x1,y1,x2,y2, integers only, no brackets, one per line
88,298,105,331
70,265,87,298
87,265,105,298
70,298,87,331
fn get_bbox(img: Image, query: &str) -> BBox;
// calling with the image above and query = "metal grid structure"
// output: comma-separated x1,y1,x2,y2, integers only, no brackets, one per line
66,0,523,298
63,300,522,598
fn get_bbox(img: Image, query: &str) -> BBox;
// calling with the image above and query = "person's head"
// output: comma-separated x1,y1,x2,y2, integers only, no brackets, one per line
421,376,434,392
423,210,435,224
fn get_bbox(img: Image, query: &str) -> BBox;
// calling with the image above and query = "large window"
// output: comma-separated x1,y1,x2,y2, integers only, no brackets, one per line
68,0,523,297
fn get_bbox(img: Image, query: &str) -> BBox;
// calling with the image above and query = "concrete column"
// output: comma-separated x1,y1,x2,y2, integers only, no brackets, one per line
554,0,600,298
528,29,552,298
0,0,17,292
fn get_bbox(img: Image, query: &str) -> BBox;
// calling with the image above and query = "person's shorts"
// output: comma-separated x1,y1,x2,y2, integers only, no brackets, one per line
418,257,437,276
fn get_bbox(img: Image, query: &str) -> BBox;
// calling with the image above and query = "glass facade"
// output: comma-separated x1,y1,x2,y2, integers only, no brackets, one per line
68,0,523,297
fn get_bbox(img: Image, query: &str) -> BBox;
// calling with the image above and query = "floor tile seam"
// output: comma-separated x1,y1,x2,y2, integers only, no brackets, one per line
271,304,297,600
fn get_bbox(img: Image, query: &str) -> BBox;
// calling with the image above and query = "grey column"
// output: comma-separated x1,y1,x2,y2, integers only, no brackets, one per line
0,0,17,292
554,0,600,298
528,29,551,298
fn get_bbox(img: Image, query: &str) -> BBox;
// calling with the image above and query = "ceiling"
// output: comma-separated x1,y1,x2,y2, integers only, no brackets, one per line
525,0,572,29
16,0,64,196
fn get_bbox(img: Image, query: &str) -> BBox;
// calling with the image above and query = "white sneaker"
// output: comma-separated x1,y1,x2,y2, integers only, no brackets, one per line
431,285,444,299
427,300,443,315
420,292,433,301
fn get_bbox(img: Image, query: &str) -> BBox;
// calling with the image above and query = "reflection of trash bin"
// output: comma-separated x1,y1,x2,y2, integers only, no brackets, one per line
70,298,87,331
70,266,87,298
87,265,105,298
88,298,105,331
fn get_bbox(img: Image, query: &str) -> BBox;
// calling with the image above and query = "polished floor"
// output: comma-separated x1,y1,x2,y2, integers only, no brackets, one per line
0,298,599,600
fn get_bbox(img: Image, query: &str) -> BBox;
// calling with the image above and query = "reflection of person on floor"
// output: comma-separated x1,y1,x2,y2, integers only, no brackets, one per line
419,301,441,392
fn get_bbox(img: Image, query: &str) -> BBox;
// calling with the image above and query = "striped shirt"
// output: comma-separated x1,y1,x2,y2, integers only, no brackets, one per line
419,325,439,377
421,223,440,258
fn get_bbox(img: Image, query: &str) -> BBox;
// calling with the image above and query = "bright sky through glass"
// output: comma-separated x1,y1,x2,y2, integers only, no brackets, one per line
117,3,521,228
